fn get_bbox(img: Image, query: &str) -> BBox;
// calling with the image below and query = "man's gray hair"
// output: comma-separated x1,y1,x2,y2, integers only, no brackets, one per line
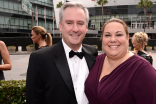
59,2,89,26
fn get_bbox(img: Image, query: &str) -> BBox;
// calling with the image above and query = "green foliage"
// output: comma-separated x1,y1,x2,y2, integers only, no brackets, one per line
136,0,153,9
136,0,153,16
57,1,63,8
97,0,108,5
136,0,153,31
96,0,108,24
0,80,26,104
27,44,34,47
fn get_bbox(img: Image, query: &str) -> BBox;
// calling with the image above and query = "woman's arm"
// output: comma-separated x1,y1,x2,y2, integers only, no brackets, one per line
131,62,156,104
0,41,12,70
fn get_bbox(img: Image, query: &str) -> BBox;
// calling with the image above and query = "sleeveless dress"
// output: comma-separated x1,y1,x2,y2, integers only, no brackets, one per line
0,55,5,80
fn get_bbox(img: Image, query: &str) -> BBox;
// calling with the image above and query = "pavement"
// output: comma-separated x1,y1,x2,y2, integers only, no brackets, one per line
3,51,156,81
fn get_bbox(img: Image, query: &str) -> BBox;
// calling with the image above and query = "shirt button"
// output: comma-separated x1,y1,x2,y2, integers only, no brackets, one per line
76,75,78,77
75,87,77,90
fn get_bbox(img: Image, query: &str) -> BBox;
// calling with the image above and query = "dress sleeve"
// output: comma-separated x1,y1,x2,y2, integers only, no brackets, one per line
131,62,156,104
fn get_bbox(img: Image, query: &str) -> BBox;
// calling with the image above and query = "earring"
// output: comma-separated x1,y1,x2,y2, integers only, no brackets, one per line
38,38,40,40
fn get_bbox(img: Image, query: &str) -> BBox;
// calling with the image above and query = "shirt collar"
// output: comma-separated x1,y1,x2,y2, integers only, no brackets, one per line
62,39,82,54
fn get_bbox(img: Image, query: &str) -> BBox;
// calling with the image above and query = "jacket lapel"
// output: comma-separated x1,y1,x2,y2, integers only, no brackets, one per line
82,46,96,70
54,41,75,95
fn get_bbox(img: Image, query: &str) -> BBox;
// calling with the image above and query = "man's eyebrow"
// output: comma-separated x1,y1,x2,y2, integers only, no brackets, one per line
65,20,73,22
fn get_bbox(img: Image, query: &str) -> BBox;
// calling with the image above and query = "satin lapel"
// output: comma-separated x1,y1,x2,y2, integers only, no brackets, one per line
54,41,75,95
82,47,96,70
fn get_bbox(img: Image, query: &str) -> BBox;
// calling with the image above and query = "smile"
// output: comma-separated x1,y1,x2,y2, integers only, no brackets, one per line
71,34,80,37
109,45,119,49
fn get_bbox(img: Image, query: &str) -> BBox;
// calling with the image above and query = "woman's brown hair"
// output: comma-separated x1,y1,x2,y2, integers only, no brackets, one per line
101,18,129,40
32,26,52,46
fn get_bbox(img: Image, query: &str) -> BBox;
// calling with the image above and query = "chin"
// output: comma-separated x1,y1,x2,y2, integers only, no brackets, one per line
106,51,119,56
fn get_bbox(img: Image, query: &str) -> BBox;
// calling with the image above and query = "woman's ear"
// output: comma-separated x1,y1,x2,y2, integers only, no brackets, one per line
38,34,41,38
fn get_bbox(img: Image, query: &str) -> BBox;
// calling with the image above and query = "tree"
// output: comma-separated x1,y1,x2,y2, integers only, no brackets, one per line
57,1,64,8
136,0,153,31
97,0,108,25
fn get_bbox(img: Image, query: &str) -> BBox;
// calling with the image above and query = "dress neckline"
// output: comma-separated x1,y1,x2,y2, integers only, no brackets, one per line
98,54,135,83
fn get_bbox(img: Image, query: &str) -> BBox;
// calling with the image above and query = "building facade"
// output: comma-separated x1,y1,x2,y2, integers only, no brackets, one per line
53,0,156,38
0,0,156,38
0,0,56,37
88,0,156,38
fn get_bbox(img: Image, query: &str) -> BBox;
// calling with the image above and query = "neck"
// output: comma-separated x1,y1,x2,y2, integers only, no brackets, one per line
70,44,81,52
136,48,145,54
106,51,130,67
38,39,46,48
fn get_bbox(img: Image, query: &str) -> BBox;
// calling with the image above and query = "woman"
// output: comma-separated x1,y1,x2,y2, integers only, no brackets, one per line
0,41,12,80
31,26,52,49
85,18,156,104
132,32,153,65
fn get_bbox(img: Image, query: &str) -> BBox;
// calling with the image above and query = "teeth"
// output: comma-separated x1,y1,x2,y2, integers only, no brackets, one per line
71,34,79,36
110,46,118,48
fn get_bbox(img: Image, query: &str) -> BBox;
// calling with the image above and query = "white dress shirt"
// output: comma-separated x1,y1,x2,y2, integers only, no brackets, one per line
62,39,89,104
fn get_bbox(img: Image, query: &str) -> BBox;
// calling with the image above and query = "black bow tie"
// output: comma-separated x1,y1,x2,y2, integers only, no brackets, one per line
69,50,85,59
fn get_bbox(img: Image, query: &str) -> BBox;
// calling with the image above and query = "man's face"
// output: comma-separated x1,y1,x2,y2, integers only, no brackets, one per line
59,7,88,51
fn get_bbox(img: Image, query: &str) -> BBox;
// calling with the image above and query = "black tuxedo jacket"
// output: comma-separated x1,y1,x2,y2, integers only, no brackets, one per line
26,40,98,104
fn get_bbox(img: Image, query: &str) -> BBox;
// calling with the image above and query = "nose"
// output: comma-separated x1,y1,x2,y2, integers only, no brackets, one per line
110,35,116,42
72,23,79,32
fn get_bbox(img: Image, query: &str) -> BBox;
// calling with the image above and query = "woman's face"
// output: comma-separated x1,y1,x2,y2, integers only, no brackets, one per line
102,22,129,59
31,30,39,43
132,39,141,51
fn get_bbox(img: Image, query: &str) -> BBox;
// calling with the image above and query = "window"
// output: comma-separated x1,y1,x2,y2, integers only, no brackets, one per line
15,18,19,28
28,20,32,29
14,3,19,11
4,1,9,12
10,18,15,25
9,2,14,10
38,8,42,17
24,19,27,26
41,8,44,17
5,17,9,24
39,21,44,27
4,17,10,28
4,1,8,8
20,19,23,26
0,16,5,24
0,0,3,8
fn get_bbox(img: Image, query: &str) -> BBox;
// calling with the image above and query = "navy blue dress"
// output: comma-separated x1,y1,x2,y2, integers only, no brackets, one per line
0,55,5,80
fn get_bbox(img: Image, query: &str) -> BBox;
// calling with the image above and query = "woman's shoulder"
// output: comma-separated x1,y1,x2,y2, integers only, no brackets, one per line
0,41,6,48
96,53,106,60
0,41,5,45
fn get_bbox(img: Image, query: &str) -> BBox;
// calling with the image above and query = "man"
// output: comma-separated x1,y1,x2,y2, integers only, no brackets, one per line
26,2,98,104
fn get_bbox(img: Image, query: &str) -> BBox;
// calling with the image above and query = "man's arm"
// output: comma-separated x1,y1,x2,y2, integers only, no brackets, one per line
26,52,44,104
